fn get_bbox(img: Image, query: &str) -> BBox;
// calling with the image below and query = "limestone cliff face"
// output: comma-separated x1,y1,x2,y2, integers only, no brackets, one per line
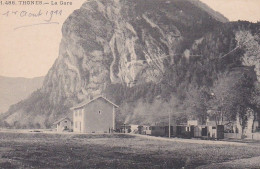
2,0,236,128
42,0,224,104
235,30,260,81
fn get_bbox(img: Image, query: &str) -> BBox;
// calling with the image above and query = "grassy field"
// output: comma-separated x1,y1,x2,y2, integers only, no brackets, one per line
0,132,260,169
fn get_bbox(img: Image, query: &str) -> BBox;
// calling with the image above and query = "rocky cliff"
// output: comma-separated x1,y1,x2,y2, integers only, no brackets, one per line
43,0,226,103
1,0,259,128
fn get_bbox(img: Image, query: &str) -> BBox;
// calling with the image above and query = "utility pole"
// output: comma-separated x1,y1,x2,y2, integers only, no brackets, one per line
169,111,171,138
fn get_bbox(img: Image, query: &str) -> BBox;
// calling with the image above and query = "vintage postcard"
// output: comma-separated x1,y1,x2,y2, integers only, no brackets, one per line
0,0,260,168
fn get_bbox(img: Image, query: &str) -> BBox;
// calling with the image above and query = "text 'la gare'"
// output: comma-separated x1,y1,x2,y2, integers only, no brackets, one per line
51,1,72,5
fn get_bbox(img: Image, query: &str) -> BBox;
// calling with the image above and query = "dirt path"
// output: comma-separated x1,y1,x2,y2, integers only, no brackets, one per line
130,133,248,146
0,129,250,146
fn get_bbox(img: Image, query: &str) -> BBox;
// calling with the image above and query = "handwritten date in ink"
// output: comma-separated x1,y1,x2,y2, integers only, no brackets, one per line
2,10,62,22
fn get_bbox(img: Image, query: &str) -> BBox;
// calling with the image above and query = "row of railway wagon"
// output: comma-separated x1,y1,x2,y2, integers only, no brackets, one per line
120,124,225,140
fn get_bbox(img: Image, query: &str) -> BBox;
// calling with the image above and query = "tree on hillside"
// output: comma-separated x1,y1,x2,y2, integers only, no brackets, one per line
251,82,260,110
208,72,238,124
208,68,257,130
250,82,260,128
183,85,209,123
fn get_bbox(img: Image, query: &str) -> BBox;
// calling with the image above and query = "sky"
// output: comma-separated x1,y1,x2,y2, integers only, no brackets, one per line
0,0,259,78
200,0,260,22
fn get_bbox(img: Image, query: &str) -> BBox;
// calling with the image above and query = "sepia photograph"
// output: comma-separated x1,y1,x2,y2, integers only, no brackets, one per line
0,0,260,168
